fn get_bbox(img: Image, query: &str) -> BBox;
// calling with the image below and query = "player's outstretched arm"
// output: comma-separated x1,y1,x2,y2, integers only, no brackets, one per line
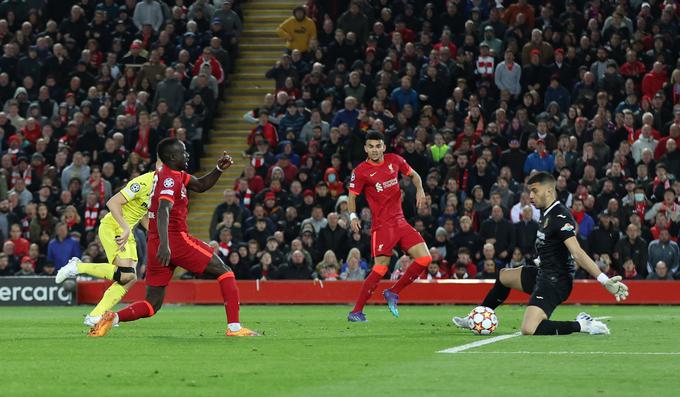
187,151,234,193
564,237,629,301
107,192,132,250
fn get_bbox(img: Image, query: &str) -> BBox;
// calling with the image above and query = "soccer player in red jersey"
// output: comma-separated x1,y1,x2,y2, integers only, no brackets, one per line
89,138,259,337
347,131,432,322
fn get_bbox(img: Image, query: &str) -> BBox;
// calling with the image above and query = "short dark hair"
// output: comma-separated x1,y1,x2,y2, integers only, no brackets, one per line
157,138,180,163
527,171,556,186
365,130,384,142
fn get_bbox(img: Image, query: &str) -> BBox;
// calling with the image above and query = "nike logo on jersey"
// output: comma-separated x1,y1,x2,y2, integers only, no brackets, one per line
557,214,566,218
370,172,377,176
536,296,544,300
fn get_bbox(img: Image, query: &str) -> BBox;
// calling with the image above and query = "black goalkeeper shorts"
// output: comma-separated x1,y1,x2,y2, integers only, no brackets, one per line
521,266,573,318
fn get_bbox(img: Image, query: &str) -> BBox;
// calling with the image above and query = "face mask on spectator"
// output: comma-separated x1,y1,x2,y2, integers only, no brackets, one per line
635,193,645,201
328,174,336,183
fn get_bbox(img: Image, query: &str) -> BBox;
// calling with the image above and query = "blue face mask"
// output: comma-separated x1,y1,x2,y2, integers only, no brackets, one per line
328,174,337,183
635,193,645,201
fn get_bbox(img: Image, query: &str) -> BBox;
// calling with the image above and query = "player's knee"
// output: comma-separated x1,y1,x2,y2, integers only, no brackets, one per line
498,268,510,284
114,267,136,285
521,322,538,336
414,255,432,267
120,272,137,285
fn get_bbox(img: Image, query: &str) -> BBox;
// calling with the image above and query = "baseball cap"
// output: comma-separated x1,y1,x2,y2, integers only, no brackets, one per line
265,192,276,201
21,256,32,264
211,17,223,25
303,189,314,198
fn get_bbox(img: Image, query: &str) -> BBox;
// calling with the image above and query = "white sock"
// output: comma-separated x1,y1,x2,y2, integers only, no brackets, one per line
227,322,241,332
577,318,588,333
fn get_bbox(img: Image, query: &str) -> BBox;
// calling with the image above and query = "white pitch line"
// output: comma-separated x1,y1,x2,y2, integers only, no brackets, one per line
593,316,611,320
438,332,521,354
455,351,680,356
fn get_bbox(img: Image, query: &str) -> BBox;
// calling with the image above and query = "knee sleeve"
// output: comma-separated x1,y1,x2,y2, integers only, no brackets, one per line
113,267,136,283
414,256,432,267
372,265,389,276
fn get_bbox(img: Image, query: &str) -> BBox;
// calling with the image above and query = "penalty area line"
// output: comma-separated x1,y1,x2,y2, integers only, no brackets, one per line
437,332,522,354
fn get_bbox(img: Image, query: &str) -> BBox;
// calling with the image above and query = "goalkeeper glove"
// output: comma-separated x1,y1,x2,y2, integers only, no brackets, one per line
598,274,629,302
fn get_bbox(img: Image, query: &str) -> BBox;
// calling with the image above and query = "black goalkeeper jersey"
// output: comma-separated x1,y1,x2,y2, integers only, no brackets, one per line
535,200,577,280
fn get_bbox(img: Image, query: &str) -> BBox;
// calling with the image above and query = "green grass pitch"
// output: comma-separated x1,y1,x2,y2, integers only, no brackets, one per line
2,304,678,397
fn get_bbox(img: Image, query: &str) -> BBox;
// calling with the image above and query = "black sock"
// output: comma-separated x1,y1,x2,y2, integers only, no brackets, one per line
534,320,581,335
481,276,511,309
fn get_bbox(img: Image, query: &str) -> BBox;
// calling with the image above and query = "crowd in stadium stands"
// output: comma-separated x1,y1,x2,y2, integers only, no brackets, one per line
0,0,240,277
212,0,680,283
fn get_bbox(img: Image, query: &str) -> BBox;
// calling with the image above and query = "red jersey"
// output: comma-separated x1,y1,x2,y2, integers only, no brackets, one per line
348,153,412,230
148,164,191,236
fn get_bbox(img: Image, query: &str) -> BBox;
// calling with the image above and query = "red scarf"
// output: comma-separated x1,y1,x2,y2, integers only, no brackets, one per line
84,203,100,231
460,168,469,192
635,201,646,217
66,218,77,230
11,166,32,187
251,157,264,168
572,210,585,224
625,125,635,144
90,177,106,205
219,241,232,257
624,267,638,279
241,188,253,208
125,102,137,117
134,127,150,159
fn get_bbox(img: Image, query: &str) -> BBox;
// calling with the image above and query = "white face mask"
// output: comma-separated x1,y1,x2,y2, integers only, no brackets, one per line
635,193,645,201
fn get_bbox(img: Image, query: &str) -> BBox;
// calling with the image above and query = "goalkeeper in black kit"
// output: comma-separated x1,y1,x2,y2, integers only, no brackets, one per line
453,172,629,335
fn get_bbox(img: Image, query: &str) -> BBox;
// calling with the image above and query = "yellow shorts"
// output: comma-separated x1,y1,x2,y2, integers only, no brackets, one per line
98,220,138,263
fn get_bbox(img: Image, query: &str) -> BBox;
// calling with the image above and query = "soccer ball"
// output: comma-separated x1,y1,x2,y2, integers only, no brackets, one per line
468,306,498,335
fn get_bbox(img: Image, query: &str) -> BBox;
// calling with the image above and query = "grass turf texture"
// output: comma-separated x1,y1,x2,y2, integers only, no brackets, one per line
1,305,678,397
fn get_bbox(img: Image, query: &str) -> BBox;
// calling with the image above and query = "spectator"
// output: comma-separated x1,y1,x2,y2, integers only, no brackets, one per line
274,249,313,279
494,49,521,97
276,6,316,53
647,260,673,280
614,223,649,276
524,140,555,174
391,76,418,113
479,205,515,261
154,68,186,115
515,206,539,258
337,1,369,45
60,151,90,191
318,212,347,260
9,224,29,257
642,62,667,99
14,256,36,276
46,222,81,270
133,0,164,33
339,253,366,281
647,229,680,277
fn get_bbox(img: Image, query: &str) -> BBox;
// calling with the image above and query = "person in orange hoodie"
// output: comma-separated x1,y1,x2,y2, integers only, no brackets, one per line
642,61,667,98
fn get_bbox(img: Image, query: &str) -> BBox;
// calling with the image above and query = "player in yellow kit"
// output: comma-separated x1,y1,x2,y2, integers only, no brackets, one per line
56,168,156,326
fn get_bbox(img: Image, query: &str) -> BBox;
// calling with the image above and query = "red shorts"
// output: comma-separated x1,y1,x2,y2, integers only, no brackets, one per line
145,232,213,287
371,221,425,257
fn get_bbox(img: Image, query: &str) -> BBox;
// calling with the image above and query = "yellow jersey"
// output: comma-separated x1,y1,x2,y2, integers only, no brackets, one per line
100,172,154,229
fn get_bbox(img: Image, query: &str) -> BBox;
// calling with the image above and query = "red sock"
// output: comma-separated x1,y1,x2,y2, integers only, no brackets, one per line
352,266,387,313
117,300,154,322
390,256,432,294
218,272,240,324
